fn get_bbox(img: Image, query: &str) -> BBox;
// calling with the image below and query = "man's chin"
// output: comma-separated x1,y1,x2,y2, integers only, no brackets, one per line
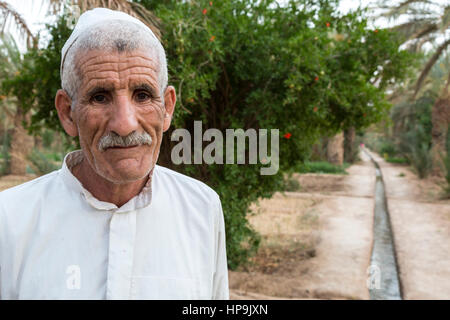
105,171,151,185
97,162,154,185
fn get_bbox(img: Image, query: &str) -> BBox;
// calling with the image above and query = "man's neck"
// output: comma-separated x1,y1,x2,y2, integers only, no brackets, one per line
71,158,149,207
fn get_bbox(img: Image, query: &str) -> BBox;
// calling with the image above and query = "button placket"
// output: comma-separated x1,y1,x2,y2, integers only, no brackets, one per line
106,210,137,299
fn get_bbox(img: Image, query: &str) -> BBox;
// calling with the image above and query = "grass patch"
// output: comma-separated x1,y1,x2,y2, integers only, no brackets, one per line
386,157,409,164
297,161,349,175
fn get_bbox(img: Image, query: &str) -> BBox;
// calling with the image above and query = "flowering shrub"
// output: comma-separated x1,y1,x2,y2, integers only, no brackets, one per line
3,0,415,268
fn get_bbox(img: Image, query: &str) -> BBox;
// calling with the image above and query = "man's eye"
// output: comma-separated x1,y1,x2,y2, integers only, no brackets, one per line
92,94,107,103
136,92,151,102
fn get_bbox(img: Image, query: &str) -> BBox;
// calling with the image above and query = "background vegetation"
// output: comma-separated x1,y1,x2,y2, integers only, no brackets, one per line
0,0,436,268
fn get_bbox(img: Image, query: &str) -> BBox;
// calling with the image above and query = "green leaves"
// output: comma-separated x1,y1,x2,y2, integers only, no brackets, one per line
0,0,415,269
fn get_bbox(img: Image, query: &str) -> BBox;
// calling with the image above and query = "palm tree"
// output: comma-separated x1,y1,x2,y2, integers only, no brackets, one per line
45,0,161,39
0,33,35,175
0,1,36,49
377,0,450,175
1,0,160,42
0,0,160,175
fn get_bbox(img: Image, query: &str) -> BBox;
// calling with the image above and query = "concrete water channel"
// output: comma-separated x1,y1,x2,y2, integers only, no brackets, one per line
364,149,402,300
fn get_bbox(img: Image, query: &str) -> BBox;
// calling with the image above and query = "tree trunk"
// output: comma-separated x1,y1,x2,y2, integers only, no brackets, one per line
9,105,34,175
327,131,344,166
431,75,450,176
344,127,356,163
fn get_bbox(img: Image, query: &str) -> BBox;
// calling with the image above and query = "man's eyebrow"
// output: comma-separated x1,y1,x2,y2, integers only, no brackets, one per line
86,85,115,97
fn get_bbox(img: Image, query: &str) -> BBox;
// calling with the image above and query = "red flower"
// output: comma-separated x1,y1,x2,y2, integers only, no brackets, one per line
314,76,319,81
326,22,330,27
313,106,318,112
374,29,379,33
209,35,216,42
202,8,207,15
283,133,292,139
209,1,213,6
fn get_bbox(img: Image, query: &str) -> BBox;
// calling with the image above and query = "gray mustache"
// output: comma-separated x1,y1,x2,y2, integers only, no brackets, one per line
98,131,152,151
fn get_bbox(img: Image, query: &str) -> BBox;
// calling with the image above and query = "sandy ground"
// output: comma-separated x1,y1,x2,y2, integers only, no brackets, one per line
229,152,376,299
230,150,450,300
0,174,37,191
367,151,450,299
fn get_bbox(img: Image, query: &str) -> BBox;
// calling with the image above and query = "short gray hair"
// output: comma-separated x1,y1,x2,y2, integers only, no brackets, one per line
61,19,168,108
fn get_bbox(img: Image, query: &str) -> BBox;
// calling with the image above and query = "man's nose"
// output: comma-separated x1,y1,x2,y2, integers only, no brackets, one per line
108,95,139,137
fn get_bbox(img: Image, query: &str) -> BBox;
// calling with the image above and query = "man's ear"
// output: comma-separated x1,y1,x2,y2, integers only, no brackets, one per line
55,89,78,137
163,85,177,132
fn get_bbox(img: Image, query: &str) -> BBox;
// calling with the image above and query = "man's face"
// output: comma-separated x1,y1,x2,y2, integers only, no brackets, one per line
70,49,168,184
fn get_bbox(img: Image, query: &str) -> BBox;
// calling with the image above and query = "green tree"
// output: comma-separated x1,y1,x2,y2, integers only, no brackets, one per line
4,0,414,268
0,33,36,174
136,0,414,267
378,0,450,174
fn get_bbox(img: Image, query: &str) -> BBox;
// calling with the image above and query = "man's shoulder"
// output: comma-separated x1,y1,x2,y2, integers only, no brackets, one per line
154,165,220,202
0,171,60,204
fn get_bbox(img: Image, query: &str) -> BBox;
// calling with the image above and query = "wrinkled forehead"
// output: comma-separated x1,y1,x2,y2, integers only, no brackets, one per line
74,48,162,93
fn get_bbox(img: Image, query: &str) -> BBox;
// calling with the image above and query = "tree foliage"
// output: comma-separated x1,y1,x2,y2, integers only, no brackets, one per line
1,0,415,268
378,0,450,96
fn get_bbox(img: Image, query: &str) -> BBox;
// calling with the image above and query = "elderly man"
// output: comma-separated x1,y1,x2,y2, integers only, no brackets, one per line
0,8,228,299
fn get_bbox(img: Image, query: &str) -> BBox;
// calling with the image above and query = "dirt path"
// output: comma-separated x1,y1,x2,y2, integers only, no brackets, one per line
367,151,450,299
0,174,37,192
230,151,376,299
230,150,450,299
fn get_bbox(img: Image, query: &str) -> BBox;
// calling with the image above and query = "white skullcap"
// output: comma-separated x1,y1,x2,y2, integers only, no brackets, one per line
60,7,159,77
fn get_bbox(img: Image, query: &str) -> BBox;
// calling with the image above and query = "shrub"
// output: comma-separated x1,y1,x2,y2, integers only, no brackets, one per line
379,141,397,158
28,149,60,175
297,161,349,174
4,0,415,269
400,124,432,178
0,130,10,175
386,157,409,164
282,176,301,192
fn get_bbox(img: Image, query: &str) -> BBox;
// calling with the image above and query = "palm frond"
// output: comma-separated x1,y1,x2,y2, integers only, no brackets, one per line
414,38,450,97
440,5,450,31
410,33,437,52
381,0,432,20
0,33,21,69
0,0,36,49
390,18,435,40
58,0,161,40
410,22,438,40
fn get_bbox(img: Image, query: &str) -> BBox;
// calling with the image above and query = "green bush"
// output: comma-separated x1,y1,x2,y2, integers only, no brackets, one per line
3,0,415,269
44,152,63,162
379,141,397,158
28,149,60,175
443,126,450,198
363,132,399,158
391,95,433,178
296,161,349,174
282,176,301,192
386,157,409,164
401,124,432,178
0,130,10,175
42,130,55,149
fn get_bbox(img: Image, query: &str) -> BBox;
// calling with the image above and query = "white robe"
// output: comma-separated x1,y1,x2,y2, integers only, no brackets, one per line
0,150,229,299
